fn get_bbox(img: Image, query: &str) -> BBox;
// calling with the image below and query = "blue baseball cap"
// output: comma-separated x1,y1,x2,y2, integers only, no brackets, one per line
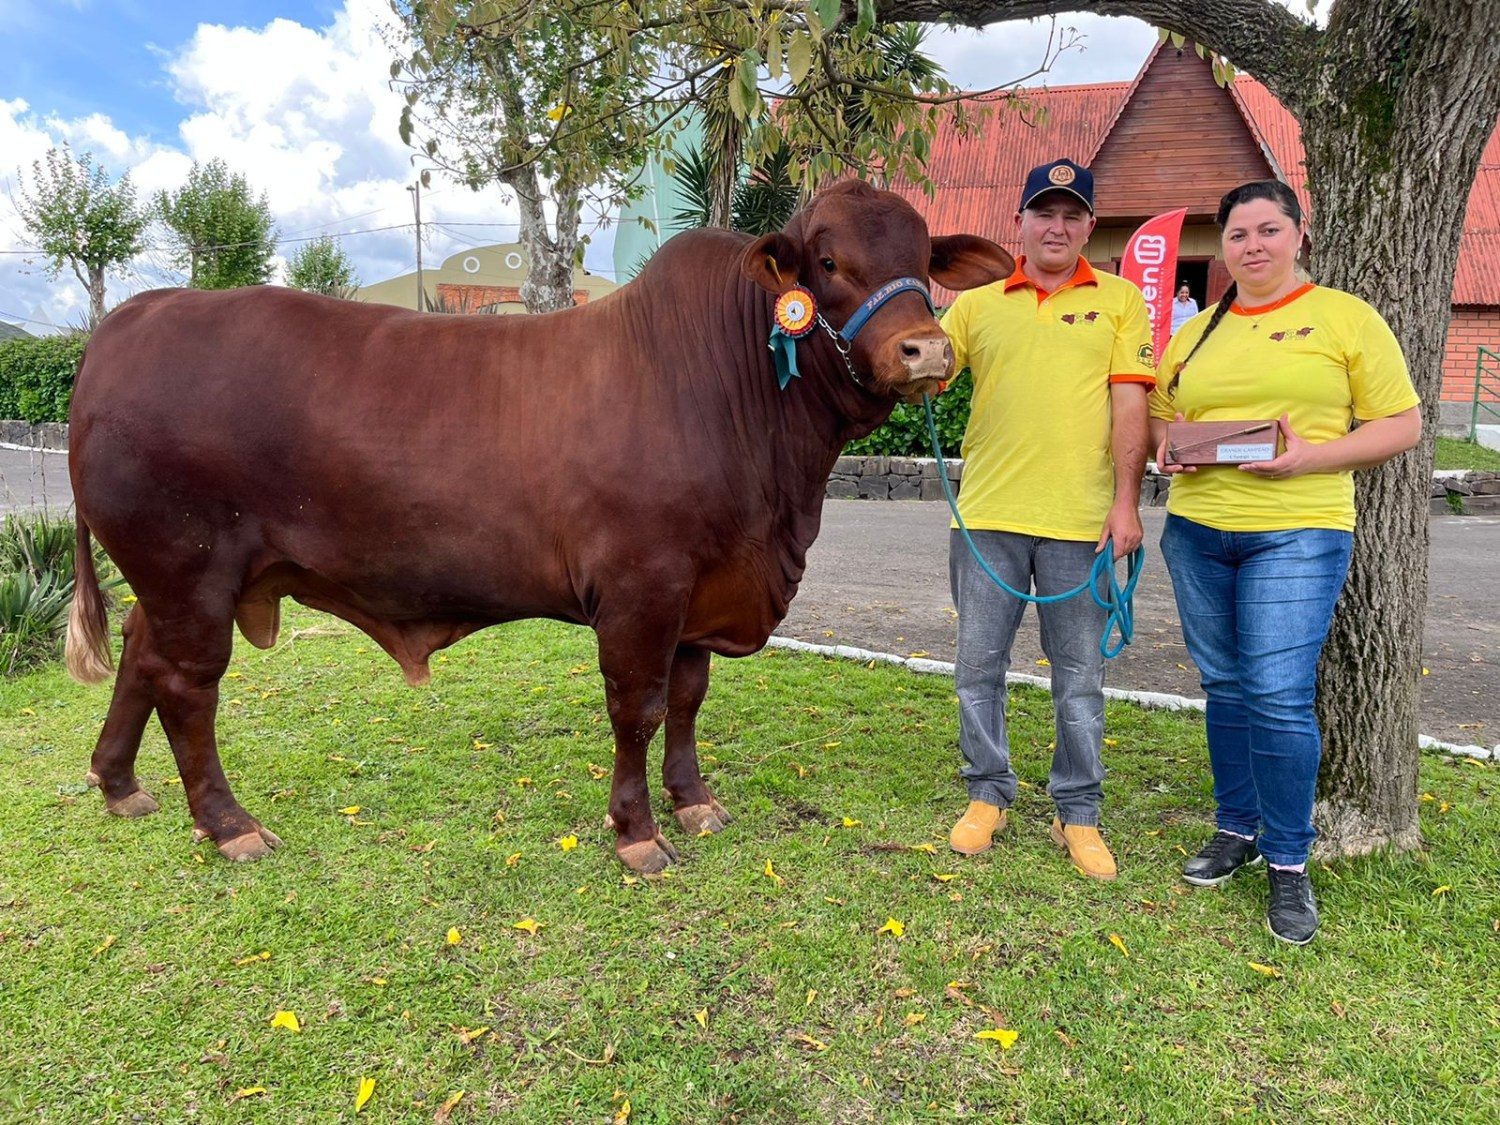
1020,159,1094,213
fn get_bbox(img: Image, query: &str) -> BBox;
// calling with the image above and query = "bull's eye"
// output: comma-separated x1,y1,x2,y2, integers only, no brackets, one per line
820,257,836,273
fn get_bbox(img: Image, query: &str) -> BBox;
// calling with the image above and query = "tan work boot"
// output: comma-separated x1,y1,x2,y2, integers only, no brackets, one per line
1050,817,1117,880
949,800,1007,855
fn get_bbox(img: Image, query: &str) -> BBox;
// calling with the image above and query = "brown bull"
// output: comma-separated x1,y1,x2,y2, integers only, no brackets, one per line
65,180,1014,873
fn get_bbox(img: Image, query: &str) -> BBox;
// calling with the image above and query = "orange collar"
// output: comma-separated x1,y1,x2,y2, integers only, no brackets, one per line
1003,255,1098,298
1231,282,1315,316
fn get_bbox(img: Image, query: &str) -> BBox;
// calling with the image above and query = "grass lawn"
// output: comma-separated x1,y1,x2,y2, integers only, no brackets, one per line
1434,436,1500,472
1,606,1496,1122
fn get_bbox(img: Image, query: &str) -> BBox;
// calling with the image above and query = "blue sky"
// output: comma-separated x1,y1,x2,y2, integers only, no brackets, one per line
3,2,341,140
0,3,1158,332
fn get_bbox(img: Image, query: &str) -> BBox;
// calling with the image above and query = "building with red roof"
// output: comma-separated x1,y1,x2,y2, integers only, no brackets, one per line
895,41,1500,411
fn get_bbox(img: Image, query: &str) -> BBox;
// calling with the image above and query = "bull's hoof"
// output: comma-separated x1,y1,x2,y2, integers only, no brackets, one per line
194,825,283,862
616,832,680,875
674,799,731,836
108,789,161,818
86,772,161,818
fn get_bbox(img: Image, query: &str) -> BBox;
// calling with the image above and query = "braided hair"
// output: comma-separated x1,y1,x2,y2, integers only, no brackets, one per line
1165,180,1303,400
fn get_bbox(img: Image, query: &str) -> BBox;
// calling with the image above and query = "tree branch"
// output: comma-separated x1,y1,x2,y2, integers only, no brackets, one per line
874,0,1320,105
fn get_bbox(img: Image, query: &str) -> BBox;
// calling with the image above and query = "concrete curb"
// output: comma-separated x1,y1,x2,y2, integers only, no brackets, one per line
1,441,68,455
765,635,1495,760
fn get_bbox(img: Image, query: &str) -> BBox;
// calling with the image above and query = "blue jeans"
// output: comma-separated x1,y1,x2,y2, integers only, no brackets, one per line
950,530,1108,826
1159,514,1353,866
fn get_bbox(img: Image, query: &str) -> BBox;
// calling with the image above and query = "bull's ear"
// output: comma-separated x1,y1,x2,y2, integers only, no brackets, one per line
741,232,801,294
929,235,1015,291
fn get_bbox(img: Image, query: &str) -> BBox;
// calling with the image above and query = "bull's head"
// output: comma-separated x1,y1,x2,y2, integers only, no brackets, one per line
741,181,1014,403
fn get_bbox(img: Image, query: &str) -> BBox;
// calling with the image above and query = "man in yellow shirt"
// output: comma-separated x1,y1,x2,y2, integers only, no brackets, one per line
941,159,1155,878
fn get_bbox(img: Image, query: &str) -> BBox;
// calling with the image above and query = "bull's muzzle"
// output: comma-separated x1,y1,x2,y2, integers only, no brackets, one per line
894,337,954,399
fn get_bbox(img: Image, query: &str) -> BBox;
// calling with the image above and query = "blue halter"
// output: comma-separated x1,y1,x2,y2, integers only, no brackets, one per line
839,276,935,342
768,276,935,390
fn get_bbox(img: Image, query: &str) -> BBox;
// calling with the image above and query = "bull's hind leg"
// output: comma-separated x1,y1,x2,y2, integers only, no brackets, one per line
596,619,681,874
84,605,161,817
133,602,280,862
663,645,730,836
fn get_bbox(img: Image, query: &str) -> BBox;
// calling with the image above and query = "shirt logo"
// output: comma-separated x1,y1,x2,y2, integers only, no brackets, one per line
1268,326,1316,342
1137,343,1156,366
1059,311,1100,324
1049,164,1076,186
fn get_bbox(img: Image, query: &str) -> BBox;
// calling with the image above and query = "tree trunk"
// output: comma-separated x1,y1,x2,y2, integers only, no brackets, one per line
87,267,107,329
1298,3,1500,857
502,168,582,314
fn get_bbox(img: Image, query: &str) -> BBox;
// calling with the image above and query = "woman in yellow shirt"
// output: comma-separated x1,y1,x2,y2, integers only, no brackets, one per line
1149,180,1421,945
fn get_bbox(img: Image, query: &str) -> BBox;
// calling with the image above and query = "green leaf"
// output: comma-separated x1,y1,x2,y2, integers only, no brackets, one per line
1169,31,1186,49
788,32,813,86
1195,42,1209,59
1156,27,1169,44
767,27,783,80
815,0,841,31
728,72,747,120
855,0,875,36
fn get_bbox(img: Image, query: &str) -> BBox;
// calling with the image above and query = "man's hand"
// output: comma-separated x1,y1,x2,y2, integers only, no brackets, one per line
1096,498,1143,557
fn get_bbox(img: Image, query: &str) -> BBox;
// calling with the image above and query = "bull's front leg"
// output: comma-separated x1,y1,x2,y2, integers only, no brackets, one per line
597,621,681,874
663,644,730,836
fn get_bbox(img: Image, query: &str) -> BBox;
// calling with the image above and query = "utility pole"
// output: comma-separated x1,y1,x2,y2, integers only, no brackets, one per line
407,181,424,311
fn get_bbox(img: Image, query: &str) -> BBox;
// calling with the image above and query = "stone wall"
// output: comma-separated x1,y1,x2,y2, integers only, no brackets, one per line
826,453,1500,512
4,423,1495,510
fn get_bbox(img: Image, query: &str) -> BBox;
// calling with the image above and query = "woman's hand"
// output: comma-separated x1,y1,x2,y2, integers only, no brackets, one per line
1239,413,1322,478
1153,412,1196,475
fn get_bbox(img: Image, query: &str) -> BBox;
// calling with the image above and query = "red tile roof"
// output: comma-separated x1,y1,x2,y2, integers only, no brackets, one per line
901,55,1500,306
1232,76,1500,306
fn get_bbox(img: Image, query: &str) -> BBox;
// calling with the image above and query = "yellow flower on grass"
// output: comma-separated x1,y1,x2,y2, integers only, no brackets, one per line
1433,885,1452,897
338,806,361,816
355,1076,375,1113
932,873,958,883
91,935,117,957
693,1009,708,1029
234,951,271,966
877,918,905,938
232,1086,267,1101
558,835,579,851
446,927,462,945
513,917,542,934
841,817,862,828
613,1097,631,1123
1108,933,1130,957
1247,962,1282,978
763,859,784,887
269,1010,301,1033
975,1027,1019,1048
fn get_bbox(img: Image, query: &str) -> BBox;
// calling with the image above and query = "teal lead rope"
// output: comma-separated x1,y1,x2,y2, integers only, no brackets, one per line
921,394,1143,660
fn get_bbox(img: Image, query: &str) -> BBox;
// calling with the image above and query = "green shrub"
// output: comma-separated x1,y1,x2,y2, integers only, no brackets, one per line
0,511,115,675
0,333,89,423
844,367,972,457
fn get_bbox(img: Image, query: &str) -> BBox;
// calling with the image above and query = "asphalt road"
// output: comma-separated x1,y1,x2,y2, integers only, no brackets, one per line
778,500,1498,747
4,445,1493,743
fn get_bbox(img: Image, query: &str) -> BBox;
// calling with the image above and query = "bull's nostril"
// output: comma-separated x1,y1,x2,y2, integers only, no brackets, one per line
901,342,921,359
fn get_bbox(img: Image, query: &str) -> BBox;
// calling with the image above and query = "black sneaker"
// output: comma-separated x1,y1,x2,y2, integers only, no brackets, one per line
1182,830,1264,887
1266,868,1319,945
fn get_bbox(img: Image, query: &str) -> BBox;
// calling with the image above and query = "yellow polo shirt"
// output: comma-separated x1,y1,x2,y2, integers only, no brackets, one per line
941,258,1156,541
1150,284,1419,532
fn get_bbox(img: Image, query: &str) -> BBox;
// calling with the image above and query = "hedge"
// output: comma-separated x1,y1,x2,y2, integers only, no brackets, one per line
0,334,89,424
843,367,972,457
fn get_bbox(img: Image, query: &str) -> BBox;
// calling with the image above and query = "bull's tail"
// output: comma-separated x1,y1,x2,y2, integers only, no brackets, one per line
65,517,114,684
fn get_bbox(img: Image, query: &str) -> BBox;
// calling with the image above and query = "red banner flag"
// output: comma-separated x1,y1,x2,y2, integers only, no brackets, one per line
1119,208,1187,367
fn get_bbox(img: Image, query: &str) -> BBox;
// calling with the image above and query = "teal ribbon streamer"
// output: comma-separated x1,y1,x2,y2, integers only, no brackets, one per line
769,326,802,390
